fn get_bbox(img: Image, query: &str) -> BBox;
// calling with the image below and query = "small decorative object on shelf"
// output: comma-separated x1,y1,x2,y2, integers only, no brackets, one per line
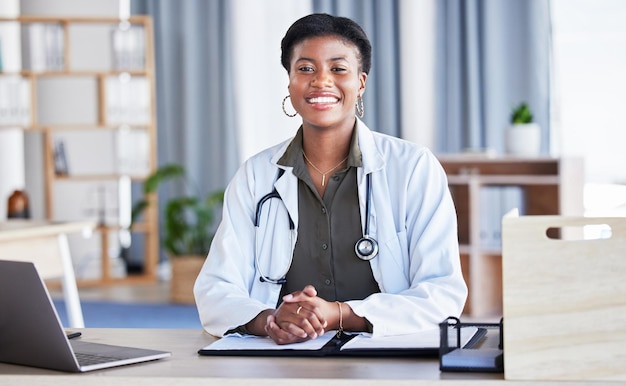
53,140,69,176
7,189,30,219
505,102,541,157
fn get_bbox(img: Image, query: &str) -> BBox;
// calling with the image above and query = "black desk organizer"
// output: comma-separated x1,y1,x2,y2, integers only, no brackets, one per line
439,316,504,373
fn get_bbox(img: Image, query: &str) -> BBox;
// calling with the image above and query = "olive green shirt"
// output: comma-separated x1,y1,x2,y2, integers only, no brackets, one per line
277,127,380,303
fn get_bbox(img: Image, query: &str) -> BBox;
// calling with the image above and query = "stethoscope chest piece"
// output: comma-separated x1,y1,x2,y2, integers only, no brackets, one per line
354,173,378,261
355,236,378,261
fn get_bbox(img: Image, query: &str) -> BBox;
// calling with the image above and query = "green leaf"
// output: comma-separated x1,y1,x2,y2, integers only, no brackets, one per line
132,163,224,256
511,103,533,124
143,164,185,194
131,200,150,223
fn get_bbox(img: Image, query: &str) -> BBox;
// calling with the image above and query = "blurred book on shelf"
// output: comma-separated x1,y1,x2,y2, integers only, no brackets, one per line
21,23,64,71
106,75,151,125
0,75,31,126
479,186,525,248
115,126,151,177
111,24,145,71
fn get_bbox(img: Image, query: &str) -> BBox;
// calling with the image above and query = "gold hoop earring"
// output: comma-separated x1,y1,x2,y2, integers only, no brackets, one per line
282,95,297,117
356,95,364,118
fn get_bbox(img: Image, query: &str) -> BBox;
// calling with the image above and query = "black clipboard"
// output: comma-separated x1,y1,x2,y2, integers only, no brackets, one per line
198,326,486,358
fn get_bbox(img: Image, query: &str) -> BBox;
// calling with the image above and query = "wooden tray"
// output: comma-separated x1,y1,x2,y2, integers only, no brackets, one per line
502,215,626,381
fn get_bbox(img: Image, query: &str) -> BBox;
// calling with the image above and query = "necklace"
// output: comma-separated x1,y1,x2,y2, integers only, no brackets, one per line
302,151,349,187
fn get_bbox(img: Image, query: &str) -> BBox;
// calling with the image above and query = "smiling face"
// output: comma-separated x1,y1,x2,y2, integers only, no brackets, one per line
287,35,367,132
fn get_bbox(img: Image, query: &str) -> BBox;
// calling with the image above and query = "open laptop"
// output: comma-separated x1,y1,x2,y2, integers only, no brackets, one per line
0,260,171,372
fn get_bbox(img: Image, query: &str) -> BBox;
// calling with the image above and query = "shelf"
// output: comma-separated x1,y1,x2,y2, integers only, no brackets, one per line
447,175,560,185
52,174,151,181
1,15,159,286
439,156,584,317
0,124,152,131
0,70,149,77
0,15,152,23
458,244,501,256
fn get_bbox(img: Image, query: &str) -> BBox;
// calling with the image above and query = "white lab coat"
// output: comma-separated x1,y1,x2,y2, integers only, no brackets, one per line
194,119,467,337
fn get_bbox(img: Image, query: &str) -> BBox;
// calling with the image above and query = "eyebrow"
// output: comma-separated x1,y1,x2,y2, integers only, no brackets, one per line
295,56,349,63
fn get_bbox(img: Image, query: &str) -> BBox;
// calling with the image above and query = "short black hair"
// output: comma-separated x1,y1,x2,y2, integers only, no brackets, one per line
280,13,372,75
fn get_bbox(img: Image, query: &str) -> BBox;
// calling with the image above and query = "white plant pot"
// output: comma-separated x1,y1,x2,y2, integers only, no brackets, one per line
505,123,541,156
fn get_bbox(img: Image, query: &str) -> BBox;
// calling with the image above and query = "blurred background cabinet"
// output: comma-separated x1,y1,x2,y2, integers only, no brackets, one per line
0,15,159,285
437,155,584,317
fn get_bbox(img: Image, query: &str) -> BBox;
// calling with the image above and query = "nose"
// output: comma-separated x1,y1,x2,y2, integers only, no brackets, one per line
311,69,333,87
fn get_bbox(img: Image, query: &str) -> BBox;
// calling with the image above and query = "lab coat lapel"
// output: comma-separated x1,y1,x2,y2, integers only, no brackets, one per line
273,166,298,230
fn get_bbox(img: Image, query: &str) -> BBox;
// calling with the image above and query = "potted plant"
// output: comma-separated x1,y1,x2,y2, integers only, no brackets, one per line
132,164,224,304
505,102,541,156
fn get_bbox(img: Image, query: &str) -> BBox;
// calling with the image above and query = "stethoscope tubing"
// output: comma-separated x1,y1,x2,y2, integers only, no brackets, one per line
254,171,378,284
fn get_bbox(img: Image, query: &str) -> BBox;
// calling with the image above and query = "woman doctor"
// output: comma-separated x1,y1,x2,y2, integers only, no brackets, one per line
194,13,467,345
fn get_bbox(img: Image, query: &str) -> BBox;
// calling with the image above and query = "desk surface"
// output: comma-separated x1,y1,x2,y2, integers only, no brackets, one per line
0,328,603,385
0,329,502,384
0,219,94,241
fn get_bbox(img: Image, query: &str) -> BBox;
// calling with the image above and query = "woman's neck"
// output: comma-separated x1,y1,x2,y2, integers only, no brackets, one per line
301,122,354,166
301,122,354,197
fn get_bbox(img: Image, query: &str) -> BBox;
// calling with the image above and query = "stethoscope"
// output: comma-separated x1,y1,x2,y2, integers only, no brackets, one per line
254,170,379,284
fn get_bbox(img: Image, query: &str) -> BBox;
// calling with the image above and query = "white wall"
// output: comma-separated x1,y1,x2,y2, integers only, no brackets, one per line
231,0,312,163
0,130,25,219
399,0,436,149
0,0,23,219
552,0,626,185
551,0,626,216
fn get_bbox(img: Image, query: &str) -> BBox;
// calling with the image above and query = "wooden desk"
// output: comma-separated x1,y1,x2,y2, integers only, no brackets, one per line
0,328,513,385
0,220,94,328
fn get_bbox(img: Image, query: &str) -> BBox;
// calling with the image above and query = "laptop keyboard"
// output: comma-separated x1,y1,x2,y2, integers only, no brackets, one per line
75,352,124,366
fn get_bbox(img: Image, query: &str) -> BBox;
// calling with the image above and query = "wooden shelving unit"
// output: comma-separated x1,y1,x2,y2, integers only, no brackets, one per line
437,155,584,317
0,15,159,285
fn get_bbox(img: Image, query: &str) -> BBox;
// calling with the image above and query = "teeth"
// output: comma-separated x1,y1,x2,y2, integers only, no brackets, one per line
309,97,338,104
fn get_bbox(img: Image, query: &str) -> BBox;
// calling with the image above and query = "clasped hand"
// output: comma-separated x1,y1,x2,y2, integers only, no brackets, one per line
265,285,334,345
